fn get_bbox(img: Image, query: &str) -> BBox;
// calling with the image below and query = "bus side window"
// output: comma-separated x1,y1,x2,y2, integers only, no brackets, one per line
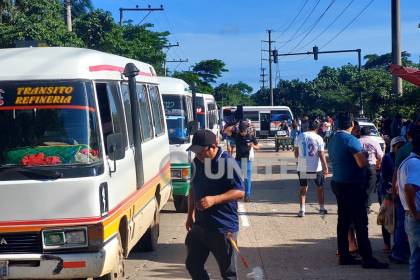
136,84,153,141
148,85,165,136
96,82,128,155
120,83,134,146
185,96,193,122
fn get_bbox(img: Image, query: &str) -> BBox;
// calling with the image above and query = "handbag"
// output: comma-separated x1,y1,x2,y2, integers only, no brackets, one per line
377,195,395,234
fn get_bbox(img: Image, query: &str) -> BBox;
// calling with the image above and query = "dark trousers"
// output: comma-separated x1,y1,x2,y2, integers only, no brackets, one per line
377,193,391,247
365,165,377,210
332,181,373,260
185,224,237,280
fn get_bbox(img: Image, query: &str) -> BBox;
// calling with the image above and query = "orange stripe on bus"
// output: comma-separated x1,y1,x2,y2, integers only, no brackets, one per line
0,105,95,112
63,261,86,268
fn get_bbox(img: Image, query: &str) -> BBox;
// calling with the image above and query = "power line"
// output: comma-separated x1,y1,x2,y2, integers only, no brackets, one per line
288,0,336,53
320,0,375,50
299,0,355,51
277,0,321,50
274,0,309,38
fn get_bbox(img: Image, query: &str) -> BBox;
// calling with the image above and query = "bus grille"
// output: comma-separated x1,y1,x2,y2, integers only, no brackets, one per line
0,232,42,254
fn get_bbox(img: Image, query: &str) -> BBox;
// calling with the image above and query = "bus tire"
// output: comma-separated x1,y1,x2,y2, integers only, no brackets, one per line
173,195,188,213
94,233,124,280
138,205,160,252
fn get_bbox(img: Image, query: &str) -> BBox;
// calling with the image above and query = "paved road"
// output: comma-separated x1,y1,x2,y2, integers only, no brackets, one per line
124,141,408,279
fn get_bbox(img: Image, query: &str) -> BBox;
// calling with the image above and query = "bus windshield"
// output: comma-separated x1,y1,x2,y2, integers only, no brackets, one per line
162,94,189,144
0,80,101,167
271,110,292,122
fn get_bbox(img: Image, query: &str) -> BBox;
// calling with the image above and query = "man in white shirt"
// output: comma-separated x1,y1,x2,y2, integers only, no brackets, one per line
294,118,329,217
397,134,420,280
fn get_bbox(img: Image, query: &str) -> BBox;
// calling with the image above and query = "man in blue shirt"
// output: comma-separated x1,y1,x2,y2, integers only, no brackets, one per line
185,129,244,280
328,113,388,269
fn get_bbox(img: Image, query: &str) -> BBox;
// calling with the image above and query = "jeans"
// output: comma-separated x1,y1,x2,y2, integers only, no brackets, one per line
392,197,410,261
237,159,252,197
331,181,373,260
185,224,237,280
405,215,420,280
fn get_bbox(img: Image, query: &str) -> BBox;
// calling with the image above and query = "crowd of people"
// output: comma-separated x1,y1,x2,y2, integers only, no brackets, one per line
182,111,419,279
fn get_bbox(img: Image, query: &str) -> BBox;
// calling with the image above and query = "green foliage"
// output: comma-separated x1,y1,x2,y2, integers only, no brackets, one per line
0,0,83,48
214,82,255,107
364,51,418,69
192,59,228,84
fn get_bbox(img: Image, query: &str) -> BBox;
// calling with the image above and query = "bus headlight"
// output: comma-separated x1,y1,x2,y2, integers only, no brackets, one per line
42,227,88,249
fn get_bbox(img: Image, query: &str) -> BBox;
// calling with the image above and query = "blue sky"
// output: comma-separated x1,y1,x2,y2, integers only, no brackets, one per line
92,0,420,92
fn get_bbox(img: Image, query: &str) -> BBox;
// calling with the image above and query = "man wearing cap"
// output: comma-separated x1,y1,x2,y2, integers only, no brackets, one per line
185,129,244,280
224,120,259,202
397,134,420,280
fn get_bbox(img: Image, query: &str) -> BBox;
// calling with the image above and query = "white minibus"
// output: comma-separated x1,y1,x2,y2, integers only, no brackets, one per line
0,47,171,279
159,77,194,212
221,106,294,137
195,93,220,138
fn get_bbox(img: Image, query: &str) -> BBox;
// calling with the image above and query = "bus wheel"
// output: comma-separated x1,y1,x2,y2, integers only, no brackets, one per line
94,234,124,280
138,205,160,252
173,195,188,213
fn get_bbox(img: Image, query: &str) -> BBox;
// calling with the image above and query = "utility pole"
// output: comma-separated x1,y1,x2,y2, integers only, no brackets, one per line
266,30,274,106
163,42,180,76
392,0,402,95
260,68,266,89
164,59,188,76
65,0,72,32
119,5,164,25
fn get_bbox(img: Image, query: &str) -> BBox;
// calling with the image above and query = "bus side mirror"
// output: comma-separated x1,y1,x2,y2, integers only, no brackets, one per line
107,133,125,161
187,120,199,136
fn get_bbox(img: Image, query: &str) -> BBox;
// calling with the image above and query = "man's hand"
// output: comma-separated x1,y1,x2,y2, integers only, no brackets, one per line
197,196,217,210
322,168,329,176
185,216,194,231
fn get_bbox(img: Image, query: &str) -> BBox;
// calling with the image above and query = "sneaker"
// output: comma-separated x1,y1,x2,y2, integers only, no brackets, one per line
319,209,328,215
339,256,362,265
298,211,305,217
362,257,389,269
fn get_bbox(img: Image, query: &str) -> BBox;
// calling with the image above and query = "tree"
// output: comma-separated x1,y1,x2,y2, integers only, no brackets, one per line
70,0,93,17
0,0,83,48
192,59,228,84
214,82,254,107
364,51,416,69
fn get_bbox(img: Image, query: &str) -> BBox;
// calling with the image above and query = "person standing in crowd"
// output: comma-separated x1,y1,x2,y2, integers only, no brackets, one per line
301,115,309,132
328,112,388,269
185,129,244,280
290,120,300,147
359,126,384,210
397,134,420,280
225,120,259,202
379,136,407,259
391,113,403,138
294,118,329,217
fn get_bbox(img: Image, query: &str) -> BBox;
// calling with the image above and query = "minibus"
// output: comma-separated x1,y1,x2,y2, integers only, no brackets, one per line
0,47,171,279
221,106,294,138
195,93,220,138
159,77,194,212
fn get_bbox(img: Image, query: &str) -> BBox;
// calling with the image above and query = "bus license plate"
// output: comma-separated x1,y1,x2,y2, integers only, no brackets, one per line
0,261,8,278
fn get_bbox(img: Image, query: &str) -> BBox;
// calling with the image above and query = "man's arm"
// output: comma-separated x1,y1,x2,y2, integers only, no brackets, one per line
185,187,195,231
223,125,235,136
318,150,329,175
198,189,244,210
353,152,368,168
294,147,299,159
404,183,419,217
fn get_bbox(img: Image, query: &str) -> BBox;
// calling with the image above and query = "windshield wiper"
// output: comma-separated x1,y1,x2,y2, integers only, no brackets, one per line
0,166,63,180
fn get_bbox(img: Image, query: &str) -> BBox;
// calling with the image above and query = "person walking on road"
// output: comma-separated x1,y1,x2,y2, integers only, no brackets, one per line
185,129,244,280
294,118,329,217
397,133,420,280
328,113,388,269
359,126,384,210
224,120,259,202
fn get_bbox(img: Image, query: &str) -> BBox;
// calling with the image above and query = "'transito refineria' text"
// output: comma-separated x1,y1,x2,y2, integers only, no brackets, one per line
15,86,74,105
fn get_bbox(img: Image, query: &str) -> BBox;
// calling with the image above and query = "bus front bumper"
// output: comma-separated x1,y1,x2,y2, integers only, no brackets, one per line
172,180,190,196
0,235,118,279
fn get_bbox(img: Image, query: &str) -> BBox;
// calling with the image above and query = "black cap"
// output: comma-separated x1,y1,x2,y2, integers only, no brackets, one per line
186,129,217,153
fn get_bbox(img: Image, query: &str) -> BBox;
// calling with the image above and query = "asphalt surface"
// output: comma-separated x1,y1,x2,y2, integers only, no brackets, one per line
124,140,408,280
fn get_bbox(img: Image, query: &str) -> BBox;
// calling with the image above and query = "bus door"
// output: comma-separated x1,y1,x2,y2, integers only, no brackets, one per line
260,112,271,137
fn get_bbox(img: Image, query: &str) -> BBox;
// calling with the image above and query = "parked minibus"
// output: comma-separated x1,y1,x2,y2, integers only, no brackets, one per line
195,93,220,138
0,47,171,279
159,77,194,212
221,106,294,137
